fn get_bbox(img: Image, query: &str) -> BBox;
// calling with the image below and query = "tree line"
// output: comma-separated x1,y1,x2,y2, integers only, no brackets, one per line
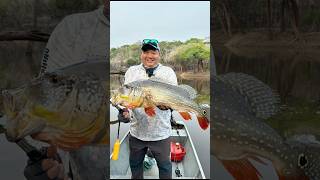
110,38,210,73
212,0,320,39
0,0,103,32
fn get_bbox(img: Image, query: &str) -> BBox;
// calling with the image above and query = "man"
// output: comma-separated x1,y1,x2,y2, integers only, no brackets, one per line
119,39,177,179
23,1,109,180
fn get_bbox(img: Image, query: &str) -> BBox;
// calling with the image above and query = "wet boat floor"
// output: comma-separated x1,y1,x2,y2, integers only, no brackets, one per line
111,160,189,179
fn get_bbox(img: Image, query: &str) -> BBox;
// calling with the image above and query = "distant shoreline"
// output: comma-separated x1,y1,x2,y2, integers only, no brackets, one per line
212,31,320,48
177,71,210,80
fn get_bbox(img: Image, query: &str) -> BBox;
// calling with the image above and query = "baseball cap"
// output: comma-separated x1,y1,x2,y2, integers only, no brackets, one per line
141,39,160,52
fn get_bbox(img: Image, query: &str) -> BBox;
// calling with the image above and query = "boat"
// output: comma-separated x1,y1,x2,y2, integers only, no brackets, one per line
110,121,206,179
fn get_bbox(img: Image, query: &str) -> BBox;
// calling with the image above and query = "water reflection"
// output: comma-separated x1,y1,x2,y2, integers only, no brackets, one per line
0,42,44,89
215,46,320,101
0,41,45,180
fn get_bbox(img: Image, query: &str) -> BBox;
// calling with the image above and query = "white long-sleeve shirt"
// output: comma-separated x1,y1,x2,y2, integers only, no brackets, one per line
39,6,109,75
38,6,109,180
124,63,178,141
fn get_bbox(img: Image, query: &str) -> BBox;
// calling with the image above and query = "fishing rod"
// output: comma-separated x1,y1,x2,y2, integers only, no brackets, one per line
110,102,123,161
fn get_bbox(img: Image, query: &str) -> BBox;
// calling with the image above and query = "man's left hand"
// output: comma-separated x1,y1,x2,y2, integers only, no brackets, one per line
157,105,171,111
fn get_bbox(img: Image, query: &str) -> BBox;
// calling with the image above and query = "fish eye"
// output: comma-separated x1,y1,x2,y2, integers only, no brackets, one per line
203,110,206,115
298,153,308,168
124,84,130,89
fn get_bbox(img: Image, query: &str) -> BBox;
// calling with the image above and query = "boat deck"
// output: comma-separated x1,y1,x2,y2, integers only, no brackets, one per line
111,158,188,179
110,122,205,179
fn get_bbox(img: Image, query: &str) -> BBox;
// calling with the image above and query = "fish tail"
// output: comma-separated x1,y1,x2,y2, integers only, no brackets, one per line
221,158,262,180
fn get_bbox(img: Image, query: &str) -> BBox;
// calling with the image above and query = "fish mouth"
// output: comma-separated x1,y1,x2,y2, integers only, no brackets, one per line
5,116,46,142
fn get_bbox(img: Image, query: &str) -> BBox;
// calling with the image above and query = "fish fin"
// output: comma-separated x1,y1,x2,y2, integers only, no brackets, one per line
221,158,262,180
127,102,141,109
2,91,16,118
145,107,156,117
179,112,192,120
219,73,280,119
148,76,169,84
197,116,209,130
178,84,198,99
127,104,135,109
248,155,268,165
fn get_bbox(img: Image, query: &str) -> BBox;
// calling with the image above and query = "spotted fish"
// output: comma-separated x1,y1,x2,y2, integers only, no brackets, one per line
212,73,320,180
111,77,210,130
2,61,108,151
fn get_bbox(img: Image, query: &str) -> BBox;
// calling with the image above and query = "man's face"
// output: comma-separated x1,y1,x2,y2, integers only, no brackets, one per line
141,50,160,68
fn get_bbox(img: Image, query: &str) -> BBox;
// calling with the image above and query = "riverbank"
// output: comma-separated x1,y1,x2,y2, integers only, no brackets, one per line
212,31,320,48
177,71,210,80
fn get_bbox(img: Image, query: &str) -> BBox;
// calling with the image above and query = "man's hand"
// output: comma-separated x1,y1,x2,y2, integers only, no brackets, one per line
157,105,171,111
24,146,67,180
118,108,130,123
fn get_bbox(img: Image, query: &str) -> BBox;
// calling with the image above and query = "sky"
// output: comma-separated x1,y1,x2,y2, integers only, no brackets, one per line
110,1,210,48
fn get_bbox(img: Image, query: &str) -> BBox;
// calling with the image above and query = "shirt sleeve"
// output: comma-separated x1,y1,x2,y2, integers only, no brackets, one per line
124,67,132,85
165,67,178,85
39,15,79,75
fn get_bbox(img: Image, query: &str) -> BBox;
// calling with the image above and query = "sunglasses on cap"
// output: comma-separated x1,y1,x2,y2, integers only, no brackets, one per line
142,39,159,45
142,39,160,51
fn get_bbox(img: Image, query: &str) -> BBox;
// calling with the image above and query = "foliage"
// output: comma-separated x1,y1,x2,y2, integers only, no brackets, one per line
179,43,209,64
111,38,210,72
213,0,320,34
127,58,139,67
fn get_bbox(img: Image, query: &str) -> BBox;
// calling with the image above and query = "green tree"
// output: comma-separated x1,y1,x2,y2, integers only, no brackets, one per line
127,58,139,67
185,38,204,44
172,42,209,72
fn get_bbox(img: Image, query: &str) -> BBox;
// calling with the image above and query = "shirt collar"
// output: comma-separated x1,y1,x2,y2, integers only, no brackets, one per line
139,63,162,70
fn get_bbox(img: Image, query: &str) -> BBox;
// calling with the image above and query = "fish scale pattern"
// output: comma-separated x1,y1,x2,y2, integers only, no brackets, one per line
219,72,280,119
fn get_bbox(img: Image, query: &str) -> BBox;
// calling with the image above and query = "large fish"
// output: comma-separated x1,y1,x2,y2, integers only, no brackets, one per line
111,77,210,130
1,61,108,151
212,73,320,180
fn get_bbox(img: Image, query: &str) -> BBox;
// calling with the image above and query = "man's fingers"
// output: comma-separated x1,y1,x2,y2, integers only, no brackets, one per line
157,105,170,110
41,159,55,171
46,161,62,179
46,146,57,158
123,111,130,118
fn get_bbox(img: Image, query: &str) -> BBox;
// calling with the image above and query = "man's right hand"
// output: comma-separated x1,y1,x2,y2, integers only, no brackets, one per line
118,108,130,123
24,146,67,180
